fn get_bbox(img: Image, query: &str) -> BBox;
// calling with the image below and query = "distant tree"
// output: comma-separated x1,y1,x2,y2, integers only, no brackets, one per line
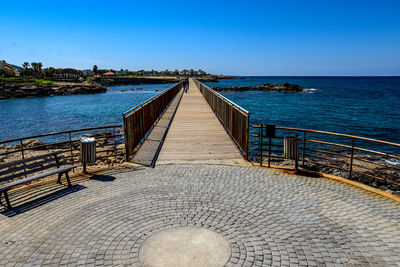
22,62,29,72
37,62,43,77
31,62,38,77
43,67,56,78
93,65,98,75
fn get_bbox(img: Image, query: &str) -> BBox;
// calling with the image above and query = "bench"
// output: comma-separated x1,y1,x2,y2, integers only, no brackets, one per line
0,152,77,209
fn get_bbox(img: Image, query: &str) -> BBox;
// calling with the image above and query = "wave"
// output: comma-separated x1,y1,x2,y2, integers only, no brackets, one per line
303,88,319,93
380,158,400,166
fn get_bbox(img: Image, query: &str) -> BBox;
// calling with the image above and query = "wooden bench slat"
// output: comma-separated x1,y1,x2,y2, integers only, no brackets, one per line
1,163,62,183
0,151,64,170
0,157,63,177
0,165,76,192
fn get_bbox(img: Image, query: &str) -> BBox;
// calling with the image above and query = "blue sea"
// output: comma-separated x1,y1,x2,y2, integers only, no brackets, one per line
1,77,399,153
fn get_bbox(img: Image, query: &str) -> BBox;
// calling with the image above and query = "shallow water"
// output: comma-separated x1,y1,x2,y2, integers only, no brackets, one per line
1,77,399,154
0,84,172,141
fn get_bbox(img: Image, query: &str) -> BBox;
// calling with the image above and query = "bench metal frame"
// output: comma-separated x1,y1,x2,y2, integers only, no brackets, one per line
0,152,76,209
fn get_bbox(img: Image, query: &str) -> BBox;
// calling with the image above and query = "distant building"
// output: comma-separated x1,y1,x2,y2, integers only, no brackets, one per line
103,71,116,76
82,69,94,77
116,69,128,76
0,60,20,76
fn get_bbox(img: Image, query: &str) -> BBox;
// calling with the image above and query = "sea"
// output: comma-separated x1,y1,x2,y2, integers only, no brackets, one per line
1,77,399,154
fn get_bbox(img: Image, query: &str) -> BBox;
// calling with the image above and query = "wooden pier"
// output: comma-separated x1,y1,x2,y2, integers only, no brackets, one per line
157,79,243,162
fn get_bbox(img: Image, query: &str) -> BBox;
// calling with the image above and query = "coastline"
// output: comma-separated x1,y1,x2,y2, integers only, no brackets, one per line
0,81,106,99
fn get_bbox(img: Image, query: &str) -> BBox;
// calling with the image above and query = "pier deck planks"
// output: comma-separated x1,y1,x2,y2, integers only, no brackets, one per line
157,79,242,162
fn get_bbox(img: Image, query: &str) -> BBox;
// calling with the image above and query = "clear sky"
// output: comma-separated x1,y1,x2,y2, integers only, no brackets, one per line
1,0,399,75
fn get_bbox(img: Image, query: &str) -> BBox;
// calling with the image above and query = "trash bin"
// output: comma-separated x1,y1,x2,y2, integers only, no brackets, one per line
81,137,96,172
284,136,299,160
284,136,299,170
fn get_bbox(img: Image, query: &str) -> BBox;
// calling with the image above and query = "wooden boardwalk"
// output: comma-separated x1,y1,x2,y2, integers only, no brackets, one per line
157,79,243,162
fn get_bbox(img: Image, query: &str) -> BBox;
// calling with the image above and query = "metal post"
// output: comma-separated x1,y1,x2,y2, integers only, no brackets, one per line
20,139,27,177
259,125,263,166
349,138,355,179
68,132,75,173
246,115,249,160
113,127,117,162
268,137,271,168
303,131,306,167
295,134,299,171
123,115,130,162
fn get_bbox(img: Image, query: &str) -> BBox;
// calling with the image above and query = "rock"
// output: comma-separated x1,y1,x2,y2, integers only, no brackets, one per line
0,82,106,99
0,144,5,149
212,82,303,92
22,139,45,149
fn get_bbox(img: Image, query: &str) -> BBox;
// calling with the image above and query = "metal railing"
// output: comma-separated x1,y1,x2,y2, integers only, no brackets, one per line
193,79,250,159
252,125,400,188
123,81,183,161
0,125,123,176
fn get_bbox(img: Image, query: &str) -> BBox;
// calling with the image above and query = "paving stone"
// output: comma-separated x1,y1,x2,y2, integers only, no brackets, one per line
0,165,399,266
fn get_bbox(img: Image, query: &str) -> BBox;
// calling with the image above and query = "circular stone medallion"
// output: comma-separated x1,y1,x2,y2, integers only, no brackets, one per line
139,227,231,267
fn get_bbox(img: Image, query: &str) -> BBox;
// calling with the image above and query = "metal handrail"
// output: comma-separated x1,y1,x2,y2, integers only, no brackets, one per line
253,125,400,148
252,124,400,188
123,81,183,161
0,125,124,174
123,82,182,116
193,79,250,159
195,80,249,114
0,125,122,145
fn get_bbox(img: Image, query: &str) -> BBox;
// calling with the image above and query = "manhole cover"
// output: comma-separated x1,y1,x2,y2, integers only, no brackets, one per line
139,227,231,266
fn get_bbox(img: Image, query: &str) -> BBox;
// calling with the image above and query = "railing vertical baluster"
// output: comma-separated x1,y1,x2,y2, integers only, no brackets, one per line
68,132,75,173
303,131,306,167
268,133,271,168
113,127,117,162
349,138,355,179
20,139,27,177
260,125,263,166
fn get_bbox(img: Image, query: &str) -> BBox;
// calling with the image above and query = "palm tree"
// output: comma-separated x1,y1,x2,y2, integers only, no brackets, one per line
37,62,43,77
93,65,98,75
21,62,29,77
31,62,38,77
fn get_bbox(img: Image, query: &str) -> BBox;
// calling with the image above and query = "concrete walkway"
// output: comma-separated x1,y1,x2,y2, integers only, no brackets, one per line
157,79,244,164
0,165,399,266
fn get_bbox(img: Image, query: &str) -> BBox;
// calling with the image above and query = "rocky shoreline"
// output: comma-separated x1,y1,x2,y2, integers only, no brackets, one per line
0,82,106,99
212,82,303,92
97,77,180,86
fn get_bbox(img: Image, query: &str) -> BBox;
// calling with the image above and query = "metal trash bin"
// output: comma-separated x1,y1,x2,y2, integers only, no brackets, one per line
80,137,96,173
284,136,299,170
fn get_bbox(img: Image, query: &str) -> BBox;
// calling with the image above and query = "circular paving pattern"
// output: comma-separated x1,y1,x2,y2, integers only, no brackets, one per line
0,164,399,266
139,227,231,266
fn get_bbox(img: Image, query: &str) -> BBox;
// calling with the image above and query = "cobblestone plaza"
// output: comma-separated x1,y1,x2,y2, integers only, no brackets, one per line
0,164,399,266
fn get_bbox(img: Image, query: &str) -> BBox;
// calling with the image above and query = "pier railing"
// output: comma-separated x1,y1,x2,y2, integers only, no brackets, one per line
123,81,183,161
252,125,400,188
193,79,250,159
0,125,123,175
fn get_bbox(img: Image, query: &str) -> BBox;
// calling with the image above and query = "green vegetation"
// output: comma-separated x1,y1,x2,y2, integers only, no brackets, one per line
0,77,64,85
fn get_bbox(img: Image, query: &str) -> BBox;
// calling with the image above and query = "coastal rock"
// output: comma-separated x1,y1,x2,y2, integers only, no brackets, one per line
212,82,303,92
0,82,106,99
22,139,45,149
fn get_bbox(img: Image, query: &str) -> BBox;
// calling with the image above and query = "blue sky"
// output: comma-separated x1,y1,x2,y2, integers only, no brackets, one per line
1,0,399,75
